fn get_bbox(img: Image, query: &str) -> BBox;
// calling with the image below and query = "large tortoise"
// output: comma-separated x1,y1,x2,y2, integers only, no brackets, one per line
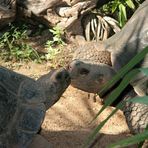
0,66,70,148
67,0,148,135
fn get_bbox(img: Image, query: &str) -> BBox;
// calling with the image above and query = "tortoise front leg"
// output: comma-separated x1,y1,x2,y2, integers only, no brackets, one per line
123,90,148,134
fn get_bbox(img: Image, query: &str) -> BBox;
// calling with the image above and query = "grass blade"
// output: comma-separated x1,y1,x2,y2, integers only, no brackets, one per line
99,46,148,97
91,69,139,122
127,96,148,105
84,103,123,148
139,68,148,76
108,130,148,148
86,69,141,147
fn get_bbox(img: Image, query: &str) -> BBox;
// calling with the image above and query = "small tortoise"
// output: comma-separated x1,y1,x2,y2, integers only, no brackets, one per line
0,66,70,148
67,0,148,135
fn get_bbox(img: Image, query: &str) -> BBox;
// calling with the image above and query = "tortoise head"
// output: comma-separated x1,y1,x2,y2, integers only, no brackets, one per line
37,68,71,110
66,40,119,94
67,59,116,94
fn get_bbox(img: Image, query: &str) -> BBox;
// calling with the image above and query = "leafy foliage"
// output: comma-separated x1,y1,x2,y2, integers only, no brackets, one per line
0,24,40,62
101,0,144,27
45,26,65,60
0,24,65,63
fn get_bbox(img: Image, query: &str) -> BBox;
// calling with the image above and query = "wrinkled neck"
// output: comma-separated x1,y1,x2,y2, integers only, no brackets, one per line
102,3,148,70
103,0,148,53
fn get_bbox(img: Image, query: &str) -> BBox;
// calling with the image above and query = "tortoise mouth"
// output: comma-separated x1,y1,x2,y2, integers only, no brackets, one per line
66,75,71,84
55,68,71,83
62,68,71,84
70,79,102,93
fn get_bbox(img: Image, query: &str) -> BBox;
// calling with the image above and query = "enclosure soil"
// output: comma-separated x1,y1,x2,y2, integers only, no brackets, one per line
1,61,138,148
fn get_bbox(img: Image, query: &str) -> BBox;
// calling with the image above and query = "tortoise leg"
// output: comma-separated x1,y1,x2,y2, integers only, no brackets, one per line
103,83,148,134
123,89,148,147
123,93,148,134
104,83,148,134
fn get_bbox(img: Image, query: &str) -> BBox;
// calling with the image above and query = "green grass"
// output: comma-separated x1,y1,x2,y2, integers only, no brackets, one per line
0,24,41,62
0,24,65,63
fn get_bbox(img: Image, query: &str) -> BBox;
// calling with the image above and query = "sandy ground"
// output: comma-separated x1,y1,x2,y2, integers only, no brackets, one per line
41,86,134,148
1,62,138,148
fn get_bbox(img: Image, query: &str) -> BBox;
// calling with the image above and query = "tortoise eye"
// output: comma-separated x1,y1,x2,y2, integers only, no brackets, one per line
79,68,89,75
56,72,62,80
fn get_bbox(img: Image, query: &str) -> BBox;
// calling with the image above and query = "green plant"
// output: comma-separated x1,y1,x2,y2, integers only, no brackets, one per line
49,26,65,45
45,40,60,60
83,46,148,147
45,26,65,60
0,24,41,62
101,0,143,27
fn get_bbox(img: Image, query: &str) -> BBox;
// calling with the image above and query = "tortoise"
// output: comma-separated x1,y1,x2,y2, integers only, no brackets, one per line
67,0,148,135
0,66,70,148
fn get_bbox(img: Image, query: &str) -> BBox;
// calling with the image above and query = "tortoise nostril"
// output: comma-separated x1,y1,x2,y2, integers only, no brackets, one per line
79,68,89,75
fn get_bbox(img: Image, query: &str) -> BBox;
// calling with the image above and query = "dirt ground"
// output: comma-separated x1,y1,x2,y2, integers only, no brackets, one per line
1,61,139,148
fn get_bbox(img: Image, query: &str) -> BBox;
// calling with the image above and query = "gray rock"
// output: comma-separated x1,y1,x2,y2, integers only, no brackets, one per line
0,0,16,29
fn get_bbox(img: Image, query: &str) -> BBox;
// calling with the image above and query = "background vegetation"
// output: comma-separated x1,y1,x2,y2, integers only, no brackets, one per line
0,0,147,147
0,0,144,64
